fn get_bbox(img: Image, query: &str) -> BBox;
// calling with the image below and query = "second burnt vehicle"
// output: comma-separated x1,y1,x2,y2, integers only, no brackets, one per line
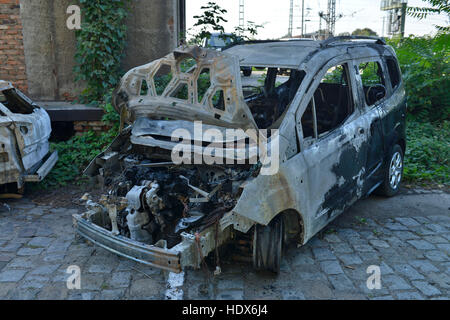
73,36,406,273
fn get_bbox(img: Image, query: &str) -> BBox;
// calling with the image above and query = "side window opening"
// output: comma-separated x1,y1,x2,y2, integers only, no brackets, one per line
386,58,401,90
244,68,305,129
358,61,386,106
0,89,35,114
312,63,354,135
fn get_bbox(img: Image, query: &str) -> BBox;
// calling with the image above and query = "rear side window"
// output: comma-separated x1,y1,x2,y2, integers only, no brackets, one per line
386,58,401,90
358,61,386,106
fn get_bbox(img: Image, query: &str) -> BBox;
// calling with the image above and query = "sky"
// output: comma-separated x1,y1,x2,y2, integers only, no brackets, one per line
186,0,449,39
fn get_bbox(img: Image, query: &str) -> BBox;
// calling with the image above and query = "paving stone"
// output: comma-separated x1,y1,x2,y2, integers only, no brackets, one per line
412,281,441,296
30,264,60,275
88,264,114,274
425,224,447,234
20,275,49,289
320,260,343,275
6,256,38,269
371,295,394,300
216,290,244,300
393,264,425,280
330,242,353,254
0,269,27,282
98,289,126,300
380,261,394,275
17,228,36,238
312,248,337,261
296,280,334,300
281,290,306,300
217,278,244,291
328,274,355,291
0,254,14,263
17,247,43,256
353,244,376,253
0,282,16,298
423,235,448,244
37,286,69,300
129,278,164,298
393,231,420,241
323,233,341,243
369,239,390,248
383,275,412,290
407,240,435,250
291,254,314,266
436,244,450,253
337,253,363,266
424,250,448,262
46,242,72,254
8,288,38,300
43,253,66,262
410,260,439,273
28,237,54,248
0,242,22,252
110,272,132,288
395,217,420,227
395,291,424,300
385,222,409,231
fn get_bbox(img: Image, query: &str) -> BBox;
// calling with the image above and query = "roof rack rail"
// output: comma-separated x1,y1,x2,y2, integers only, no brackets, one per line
321,36,386,47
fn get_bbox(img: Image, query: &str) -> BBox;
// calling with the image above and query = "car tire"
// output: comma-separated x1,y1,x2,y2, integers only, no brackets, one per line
377,144,404,197
243,69,252,77
252,215,284,273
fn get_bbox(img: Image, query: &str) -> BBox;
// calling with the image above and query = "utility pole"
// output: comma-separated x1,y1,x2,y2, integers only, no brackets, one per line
288,0,294,37
380,0,408,38
319,0,341,38
301,0,305,37
239,0,245,29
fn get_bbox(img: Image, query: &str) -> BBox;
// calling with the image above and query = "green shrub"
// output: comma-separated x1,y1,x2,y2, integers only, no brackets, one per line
37,102,119,189
388,33,450,123
404,121,449,185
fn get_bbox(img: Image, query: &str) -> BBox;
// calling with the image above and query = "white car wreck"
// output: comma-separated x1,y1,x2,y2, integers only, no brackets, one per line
73,37,406,273
0,80,58,190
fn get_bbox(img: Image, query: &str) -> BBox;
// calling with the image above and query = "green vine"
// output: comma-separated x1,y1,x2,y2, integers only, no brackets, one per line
74,0,130,104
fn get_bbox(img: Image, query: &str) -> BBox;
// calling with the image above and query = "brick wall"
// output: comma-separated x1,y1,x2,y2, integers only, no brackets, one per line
0,0,27,92
74,121,112,136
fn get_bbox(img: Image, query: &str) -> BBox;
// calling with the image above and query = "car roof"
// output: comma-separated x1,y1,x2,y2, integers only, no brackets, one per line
224,37,388,69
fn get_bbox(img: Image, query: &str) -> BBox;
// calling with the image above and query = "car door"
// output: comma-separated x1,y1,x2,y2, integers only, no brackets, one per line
295,60,368,235
353,59,388,195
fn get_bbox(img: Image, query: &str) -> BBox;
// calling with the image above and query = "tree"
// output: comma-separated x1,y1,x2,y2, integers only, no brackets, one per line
351,28,378,37
188,2,262,45
408,0,450,32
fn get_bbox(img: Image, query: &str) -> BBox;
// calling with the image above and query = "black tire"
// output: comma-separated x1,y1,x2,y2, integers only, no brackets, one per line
377,144,404,197
252,215,284,273
243,69,252,77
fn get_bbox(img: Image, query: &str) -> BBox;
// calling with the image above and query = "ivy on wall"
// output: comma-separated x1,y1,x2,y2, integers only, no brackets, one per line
74,0,130,104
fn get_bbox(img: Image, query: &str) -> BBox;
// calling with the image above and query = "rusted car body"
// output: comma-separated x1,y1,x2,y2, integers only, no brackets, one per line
0,81,58,190
73,36,406,273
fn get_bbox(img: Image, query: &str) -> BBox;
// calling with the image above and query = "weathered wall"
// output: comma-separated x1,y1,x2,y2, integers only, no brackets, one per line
14,0,183,101
0,0,27,92
122,0,183,71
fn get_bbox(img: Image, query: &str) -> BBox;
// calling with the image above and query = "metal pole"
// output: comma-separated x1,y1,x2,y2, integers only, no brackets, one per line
400,2,407,38
301,0,305,37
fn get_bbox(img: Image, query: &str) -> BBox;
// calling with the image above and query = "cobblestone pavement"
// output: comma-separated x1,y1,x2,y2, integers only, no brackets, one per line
0,189,448,300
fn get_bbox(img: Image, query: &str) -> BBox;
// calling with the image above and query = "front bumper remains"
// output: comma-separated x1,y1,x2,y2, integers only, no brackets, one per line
72,213,232,273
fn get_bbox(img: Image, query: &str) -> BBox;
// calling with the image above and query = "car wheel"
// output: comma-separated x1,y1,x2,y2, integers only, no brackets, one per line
243,69,252,77
377,144,404,197
252,215,284,273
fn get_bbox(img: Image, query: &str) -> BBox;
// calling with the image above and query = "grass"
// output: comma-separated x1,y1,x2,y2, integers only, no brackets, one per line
403,120,449,186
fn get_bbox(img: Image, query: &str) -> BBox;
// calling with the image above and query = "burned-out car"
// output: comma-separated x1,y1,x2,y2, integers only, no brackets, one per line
73,36,406,273
0,81,58,191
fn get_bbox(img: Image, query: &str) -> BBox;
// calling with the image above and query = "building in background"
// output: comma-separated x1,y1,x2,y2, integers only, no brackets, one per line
0,0,186,101
380,0,408,38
